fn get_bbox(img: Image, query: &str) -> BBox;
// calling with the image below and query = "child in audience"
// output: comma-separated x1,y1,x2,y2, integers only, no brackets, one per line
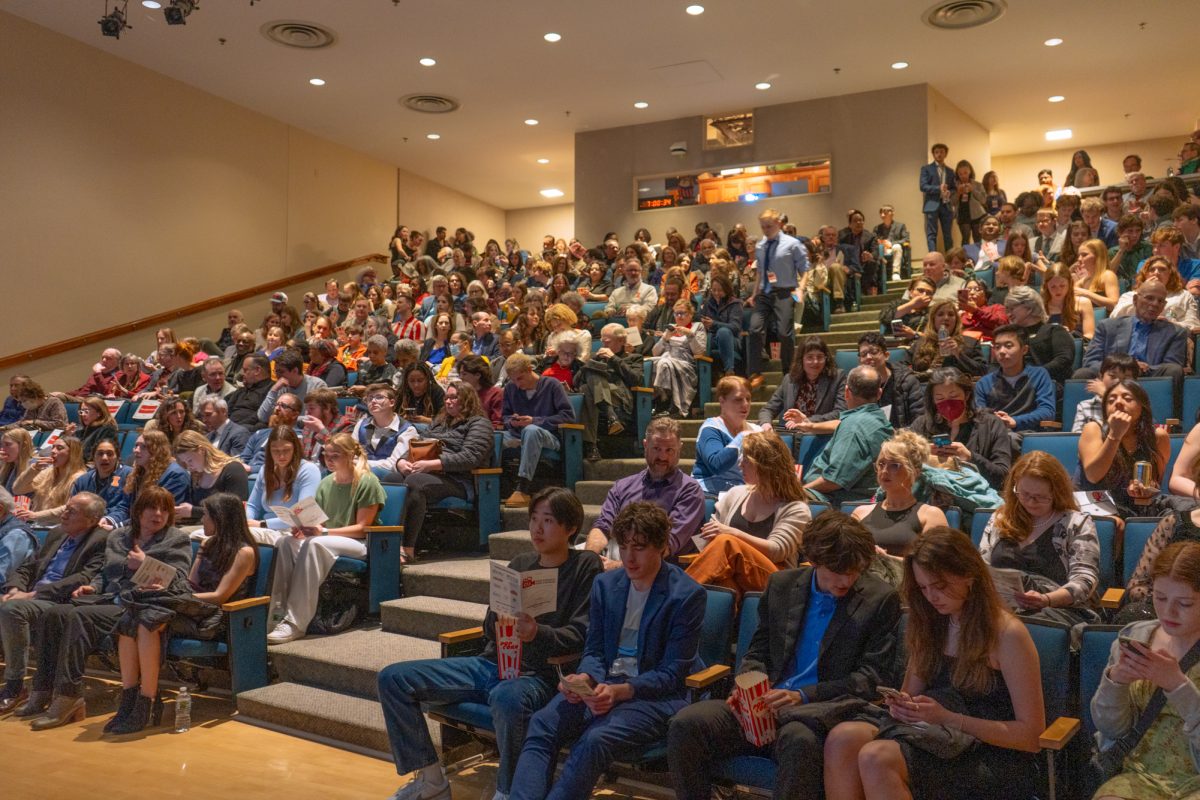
824,526,1045,800
377,488,601,800
1072,353,1137,432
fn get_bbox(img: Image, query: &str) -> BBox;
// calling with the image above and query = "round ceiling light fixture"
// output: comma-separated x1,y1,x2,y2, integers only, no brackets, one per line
260,20,338,49
891,61,909,69
633,101,649,109
755,82,772,90
685,5,705,15
524,118,539,126
418,57,436,66
1048,95,1065,103
543,33,561,42
426,133,441,140
308,78,325,86
537,158,550,164
923,0,1006,30
1044,37,1063,46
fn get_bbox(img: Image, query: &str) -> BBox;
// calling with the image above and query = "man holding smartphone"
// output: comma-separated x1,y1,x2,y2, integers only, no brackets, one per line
748,208,808,391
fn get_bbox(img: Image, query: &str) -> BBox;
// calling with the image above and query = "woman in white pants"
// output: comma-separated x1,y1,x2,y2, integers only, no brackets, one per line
267,433,386,644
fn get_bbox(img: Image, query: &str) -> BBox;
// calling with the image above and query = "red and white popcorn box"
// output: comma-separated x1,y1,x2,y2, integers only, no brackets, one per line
733,670,776,747
495,619,522,680
13,496,30,513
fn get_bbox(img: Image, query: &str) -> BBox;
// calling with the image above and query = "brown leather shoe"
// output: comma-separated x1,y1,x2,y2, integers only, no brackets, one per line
749,373,765,390
13,689,51,718
0,686,28,715
30,694,86,730
503,490,531,508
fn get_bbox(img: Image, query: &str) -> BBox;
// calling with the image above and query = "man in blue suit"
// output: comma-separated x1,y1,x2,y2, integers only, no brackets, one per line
919,143,956,253
1081,197,1119,248
749,207,809,390
1075,280,1188,381
509,501,706,800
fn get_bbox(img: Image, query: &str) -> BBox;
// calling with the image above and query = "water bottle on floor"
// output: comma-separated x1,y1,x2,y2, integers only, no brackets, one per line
174,686,192,733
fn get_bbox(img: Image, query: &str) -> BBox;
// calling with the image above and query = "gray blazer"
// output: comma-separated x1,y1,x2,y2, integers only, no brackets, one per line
959,180,988,222
759,369,848,425
1082,316,1188,371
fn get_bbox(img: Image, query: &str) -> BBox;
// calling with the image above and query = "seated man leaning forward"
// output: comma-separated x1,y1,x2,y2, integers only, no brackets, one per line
501,353,575,509
667,509,902,800
509,502,707,800
377,488,601,800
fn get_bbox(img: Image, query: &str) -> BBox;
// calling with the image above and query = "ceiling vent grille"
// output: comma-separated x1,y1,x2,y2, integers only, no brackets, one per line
260,21,337,49
924,0,1006,30
400,94,461,114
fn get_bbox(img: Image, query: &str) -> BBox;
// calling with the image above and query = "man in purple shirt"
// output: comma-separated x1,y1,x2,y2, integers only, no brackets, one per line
583,417,704,569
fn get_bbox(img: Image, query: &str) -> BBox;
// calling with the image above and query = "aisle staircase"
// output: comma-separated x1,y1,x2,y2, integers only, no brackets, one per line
234,281,911,758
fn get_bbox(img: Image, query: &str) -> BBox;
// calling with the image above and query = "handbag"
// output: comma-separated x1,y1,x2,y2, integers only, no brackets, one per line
1085,634,1200,790
408,438,443,462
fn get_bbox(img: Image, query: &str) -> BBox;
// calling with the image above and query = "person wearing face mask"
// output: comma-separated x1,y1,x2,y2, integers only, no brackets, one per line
911,367,1013,491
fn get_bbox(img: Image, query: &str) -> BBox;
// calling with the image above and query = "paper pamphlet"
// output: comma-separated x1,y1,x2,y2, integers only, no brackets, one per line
489,561,558,618
38,429,63,454
625,327,643,348
131,554,177,589
1074,491,1119,517
269,497,329,530
555,664,596,697
987,566,1025,611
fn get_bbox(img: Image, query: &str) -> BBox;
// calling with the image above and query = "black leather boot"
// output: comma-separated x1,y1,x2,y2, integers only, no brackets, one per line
104,687,140,734
110,693,153,735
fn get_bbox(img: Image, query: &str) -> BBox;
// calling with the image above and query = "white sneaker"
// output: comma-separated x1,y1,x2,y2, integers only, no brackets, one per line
267,621,304,645
490,791,509,800
386,776,451,800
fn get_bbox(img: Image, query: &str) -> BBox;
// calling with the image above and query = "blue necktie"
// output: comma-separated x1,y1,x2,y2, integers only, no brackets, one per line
1129,320,1150,362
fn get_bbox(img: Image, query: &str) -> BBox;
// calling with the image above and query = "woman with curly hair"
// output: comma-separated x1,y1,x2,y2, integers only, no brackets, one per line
906,298,986,377
124,430,190,507
143,396,204,448
1079,378,1171,518
514,304,548,355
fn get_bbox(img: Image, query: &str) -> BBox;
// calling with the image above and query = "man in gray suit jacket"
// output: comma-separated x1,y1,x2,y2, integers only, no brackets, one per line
200,396,251,457
1075,280,1188,381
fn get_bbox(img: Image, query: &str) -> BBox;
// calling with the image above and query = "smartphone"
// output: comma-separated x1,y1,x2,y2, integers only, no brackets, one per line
877,686,904,701
957,288,970,306
890,320,905,335
1119,632,1151,651
932,434,951,448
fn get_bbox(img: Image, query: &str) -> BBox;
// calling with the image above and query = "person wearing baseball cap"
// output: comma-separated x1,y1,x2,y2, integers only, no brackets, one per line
270,292,288,312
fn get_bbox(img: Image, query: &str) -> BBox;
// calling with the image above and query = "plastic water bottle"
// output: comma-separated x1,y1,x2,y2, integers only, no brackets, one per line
174,686,192,733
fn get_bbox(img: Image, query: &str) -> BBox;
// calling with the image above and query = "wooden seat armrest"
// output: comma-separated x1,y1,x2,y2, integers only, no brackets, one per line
366,525,405,535
472,467,503,475
686,664,732,689
696,355,714,363
678,554,700,567
632,387,654,393
439,627,484,645
1039,716,1081,750
1101,588,1125,609
547,653,582,667
559,423,585,430
1039,421,1063,430
221,596,271,613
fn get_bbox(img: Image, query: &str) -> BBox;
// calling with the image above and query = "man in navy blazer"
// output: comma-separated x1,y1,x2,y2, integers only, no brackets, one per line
1075,279,1187,381
509,502,706,800
1081,197,1119,248
919,143,956,253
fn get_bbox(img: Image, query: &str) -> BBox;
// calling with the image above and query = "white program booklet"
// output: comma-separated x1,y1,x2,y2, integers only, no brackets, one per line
490,561,558,618
988,566,1025,611
1074,491,1119,517
131,554,177,589
269,497,329,530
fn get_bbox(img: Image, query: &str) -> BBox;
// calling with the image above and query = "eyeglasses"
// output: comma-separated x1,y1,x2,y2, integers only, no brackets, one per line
1014,489,1052,504
366,395,391,405
276,403,299,412
858,349,884,359
874,460,905,473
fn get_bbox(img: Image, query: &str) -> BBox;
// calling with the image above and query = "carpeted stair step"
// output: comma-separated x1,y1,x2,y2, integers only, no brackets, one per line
703,401,766,417
270,628,440,700
489,530,534,561
237,682,394,756
575,480,615,506
381,596,490,639
503,503,603,535
584,458,693,482
402,558,494,604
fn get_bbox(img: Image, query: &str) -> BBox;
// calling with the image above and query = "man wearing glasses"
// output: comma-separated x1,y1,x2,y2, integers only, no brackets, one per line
352,385,418,478
257,350,328,424
803,366,893,505
240,392,305,474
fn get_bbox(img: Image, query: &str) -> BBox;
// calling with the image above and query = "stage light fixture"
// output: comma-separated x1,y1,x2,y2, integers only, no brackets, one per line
164,0,197,25
98,1,130,38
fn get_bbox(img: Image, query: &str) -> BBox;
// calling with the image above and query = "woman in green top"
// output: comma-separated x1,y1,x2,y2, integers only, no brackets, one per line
267,433,387,644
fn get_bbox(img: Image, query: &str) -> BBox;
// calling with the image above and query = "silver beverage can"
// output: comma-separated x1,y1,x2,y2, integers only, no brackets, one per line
1134,461,1152,485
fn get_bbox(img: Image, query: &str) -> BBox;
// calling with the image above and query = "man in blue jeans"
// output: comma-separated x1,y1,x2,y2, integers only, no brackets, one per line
377,488,601,800
509,501,706,800
500,353,575,509
919,142,956,253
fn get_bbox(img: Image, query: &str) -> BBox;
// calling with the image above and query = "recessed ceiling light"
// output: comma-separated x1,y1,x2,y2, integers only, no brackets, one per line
540,188,564,198
685,4,705,15
1044,37,1063,46
142,1,162,8
418,57,437,67
426,133,440,140
1045,128,1072,141
308,78,326,86
1048,95,1065,103
633,101,649,109
536,158,550,164
755,82,772,90
891,61,909,70
524,119,539,126
543,33,561,42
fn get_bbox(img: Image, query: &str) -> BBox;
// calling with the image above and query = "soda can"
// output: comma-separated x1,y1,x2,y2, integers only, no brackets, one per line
1134,461,1152,486
495,619,522,681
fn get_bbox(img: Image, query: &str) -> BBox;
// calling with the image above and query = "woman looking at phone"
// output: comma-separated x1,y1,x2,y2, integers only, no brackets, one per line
879,277,936,341
905,299,986,378
910,367,1012,490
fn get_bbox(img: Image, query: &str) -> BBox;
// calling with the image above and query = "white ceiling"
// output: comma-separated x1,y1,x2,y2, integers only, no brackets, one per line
3,0,1195,210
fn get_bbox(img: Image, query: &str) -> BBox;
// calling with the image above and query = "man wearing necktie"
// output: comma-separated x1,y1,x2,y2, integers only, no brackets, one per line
1075,280,1187,386
748,209,808,390
919,143,956,253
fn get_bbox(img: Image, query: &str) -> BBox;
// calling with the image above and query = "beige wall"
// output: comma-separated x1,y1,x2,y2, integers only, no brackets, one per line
574,85,930,255
927,86,991,183
505,204,576,253
397,167,506,249
1,12,396,386
991,136,1186,196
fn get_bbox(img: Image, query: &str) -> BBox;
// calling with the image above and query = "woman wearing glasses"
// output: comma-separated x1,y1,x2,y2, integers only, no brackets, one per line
850,431,948,558
978,451,1101,626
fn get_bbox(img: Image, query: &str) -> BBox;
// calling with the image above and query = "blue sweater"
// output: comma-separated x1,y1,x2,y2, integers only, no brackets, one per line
502,377,574,435
246,460,322,526
974,366,1055,432
693,416,746,495
71,465,133,528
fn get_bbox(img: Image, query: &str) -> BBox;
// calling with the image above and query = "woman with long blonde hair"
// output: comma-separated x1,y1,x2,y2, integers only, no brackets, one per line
171,429,250,519
1072,238,1120,311
824,527,1044,800
0,428,35,495
1041,261,1095,339
907,298,986,376
686,431,812,595
11,436,86,526
266,433,387,645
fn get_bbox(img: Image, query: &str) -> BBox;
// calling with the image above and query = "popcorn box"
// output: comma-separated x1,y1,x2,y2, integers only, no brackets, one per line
733,670,776,747
13,496,30,513
496,619,522,680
